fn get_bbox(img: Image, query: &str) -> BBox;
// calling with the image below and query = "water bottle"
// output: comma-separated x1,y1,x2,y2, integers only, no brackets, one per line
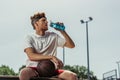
50,21,65,31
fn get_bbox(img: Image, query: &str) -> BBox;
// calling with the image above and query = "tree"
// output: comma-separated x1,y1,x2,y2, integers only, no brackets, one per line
63,65,98,80
0,65,17,75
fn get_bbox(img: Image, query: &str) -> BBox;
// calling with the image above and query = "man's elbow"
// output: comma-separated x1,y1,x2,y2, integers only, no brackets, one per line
71,45,75,48
68,44,75,48
65,43,75,48
27,52,35,61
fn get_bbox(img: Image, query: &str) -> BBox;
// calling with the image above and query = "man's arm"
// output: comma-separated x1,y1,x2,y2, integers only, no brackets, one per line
25,47,63,68
25,47,52,61
60,30,75,48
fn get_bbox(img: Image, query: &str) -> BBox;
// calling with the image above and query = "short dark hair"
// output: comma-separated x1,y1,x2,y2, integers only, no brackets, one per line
30,12,46,29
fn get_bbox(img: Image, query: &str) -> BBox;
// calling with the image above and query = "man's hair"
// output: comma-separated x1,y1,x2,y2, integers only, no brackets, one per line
30,12,46,29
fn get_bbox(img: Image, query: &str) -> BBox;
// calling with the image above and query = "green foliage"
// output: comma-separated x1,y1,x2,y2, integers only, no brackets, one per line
0,65,17,75
63,65,98,80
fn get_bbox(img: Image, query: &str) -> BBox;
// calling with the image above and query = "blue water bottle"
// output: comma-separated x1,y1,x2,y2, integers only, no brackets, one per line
50,21,65,31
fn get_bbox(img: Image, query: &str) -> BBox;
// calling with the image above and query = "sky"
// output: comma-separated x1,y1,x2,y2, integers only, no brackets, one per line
0,0,120,79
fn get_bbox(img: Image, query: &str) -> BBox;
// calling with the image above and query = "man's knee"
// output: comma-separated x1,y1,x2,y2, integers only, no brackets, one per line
69,72,78,80
58,70,78,80
66,71,77,80
19,68,28,79
19,67,36,80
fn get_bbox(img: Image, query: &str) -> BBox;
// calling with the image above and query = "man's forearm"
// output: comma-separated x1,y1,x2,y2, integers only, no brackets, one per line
28,53,53,61
60,30,75,48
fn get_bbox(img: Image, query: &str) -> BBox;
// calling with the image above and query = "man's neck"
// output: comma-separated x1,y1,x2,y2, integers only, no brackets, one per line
36,31,45,36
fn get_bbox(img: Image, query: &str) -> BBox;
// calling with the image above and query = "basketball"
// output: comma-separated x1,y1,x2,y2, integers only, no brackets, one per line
36,59,56,77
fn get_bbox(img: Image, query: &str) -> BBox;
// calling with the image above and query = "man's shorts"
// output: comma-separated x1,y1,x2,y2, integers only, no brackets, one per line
29,67,64,77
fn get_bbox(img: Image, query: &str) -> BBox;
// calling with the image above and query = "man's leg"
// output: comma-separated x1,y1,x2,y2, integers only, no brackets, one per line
58,70,78,80
19,67,38,80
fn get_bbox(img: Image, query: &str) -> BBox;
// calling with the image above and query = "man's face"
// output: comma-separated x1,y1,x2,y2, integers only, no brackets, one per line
35,17,48,31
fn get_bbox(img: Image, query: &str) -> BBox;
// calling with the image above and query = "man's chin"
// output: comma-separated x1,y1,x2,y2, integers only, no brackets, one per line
43,28,48,31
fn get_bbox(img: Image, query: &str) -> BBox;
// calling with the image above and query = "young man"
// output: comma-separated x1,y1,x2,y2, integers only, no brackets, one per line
19,12,78,80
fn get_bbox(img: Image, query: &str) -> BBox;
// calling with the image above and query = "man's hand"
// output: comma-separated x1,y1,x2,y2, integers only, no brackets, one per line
51,56,63,69
54,22,65,31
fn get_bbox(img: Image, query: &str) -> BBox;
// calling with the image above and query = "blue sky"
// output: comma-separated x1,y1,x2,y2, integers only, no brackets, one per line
0,0,120,79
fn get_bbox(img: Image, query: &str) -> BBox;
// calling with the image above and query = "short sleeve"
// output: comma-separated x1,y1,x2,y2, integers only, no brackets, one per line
57,34,66,47
24,35,33,52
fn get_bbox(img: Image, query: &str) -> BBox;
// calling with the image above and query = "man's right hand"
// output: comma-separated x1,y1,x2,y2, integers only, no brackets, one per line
51,56,64,69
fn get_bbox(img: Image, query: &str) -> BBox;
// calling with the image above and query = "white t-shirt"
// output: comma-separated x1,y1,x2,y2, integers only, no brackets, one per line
24,31,66,67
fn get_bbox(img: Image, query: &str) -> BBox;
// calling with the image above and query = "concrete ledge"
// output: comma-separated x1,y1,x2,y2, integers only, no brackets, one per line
0,75,62,80
0,75,19,80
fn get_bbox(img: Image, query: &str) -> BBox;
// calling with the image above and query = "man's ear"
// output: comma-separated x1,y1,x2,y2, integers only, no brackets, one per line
34,22,38,27
35,21,38,26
